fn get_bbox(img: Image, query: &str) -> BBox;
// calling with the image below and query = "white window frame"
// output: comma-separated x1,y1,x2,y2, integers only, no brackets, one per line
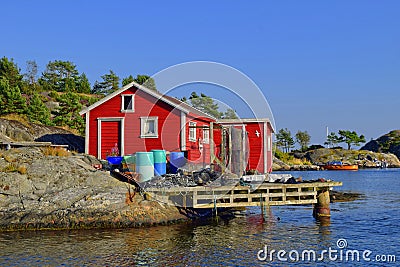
203,128,209,144
267,136,272,151
121,94,135,112
189,122,196,142
140,116,158,138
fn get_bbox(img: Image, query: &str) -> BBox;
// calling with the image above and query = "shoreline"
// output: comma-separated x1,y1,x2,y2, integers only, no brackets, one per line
0,197,190,232
0,147,379,232
273,166,400,171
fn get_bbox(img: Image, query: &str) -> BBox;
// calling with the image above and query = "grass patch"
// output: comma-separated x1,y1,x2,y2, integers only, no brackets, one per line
0,114,32,128
2,163,17,172
2,163,27,174
17,165,27,174
3,154,16,163
42,147,71,157
275,149,312,165
287,158,312,165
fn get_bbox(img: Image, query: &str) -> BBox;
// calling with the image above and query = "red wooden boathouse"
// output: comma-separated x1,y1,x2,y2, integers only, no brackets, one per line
79,81,274,173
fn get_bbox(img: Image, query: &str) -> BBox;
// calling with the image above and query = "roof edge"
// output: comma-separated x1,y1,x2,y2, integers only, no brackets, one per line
79,81,190,115
217,118,275,132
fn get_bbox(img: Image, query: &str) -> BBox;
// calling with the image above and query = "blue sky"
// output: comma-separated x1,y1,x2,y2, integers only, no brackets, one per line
2,1,399,146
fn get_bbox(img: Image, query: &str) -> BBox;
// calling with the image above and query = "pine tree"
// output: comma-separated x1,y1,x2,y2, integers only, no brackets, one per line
189,92,223,118
222,108,238,119
134,75,157,91
122,75,134,86
53,91,85,134
276,128,295,153
295,130,311,151
27,93,53,125
0,78,27,115
0,57,23,89
76,73,91,94
39,60,79,92
91,70,120,95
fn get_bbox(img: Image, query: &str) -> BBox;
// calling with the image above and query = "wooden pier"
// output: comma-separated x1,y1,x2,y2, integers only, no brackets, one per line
144,181,342,209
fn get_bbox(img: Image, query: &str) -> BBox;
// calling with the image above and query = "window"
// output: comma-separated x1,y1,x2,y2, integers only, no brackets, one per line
267,136,271,151
141,117,158,138
203,128,209,144
121,95,134,112
189,122,196,142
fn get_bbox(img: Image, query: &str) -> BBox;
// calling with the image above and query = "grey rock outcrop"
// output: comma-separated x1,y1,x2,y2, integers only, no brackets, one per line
0,147,187,231
0,118,84,152
303,148,400,168
361,130,400,160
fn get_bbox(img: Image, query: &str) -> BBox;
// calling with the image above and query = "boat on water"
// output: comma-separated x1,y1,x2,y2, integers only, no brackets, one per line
323,161,358,171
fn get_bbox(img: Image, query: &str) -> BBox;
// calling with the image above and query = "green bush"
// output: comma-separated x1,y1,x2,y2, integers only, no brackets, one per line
274,149,294,162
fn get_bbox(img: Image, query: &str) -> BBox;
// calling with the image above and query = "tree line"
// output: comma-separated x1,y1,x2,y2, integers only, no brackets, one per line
181,92,238,119
276,128,366,152
0,56,237,135
0,57,157,134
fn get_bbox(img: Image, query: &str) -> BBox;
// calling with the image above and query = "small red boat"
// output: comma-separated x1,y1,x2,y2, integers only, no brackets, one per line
324,161,358,171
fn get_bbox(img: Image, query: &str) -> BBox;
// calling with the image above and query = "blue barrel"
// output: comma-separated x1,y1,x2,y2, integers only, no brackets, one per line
169,152,186,174
135,152,154,182
152,149,166,176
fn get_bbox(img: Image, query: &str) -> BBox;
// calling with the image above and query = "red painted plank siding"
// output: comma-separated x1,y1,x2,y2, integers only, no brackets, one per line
266,123,273,173
185,114,212,164
245,122,264,173
88,86,182,157
88,90,123,157
101,121,121,159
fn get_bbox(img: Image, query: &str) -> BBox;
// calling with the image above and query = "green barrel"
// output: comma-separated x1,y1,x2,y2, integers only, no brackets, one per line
135,152,154,182
151,149,166,176
123,154,136,171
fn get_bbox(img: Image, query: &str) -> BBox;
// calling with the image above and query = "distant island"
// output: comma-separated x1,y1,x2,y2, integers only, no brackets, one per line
273,130,400,171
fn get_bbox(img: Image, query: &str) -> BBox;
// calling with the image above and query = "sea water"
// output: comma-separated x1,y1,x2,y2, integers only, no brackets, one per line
0,169,399,266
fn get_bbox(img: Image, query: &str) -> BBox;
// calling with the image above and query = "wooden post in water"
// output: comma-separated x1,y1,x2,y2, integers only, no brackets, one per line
313,188,330,219
260,194,267,221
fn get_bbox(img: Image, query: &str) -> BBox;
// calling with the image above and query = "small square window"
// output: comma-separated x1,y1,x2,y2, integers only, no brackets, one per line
121,95,134,112
141,117,158,138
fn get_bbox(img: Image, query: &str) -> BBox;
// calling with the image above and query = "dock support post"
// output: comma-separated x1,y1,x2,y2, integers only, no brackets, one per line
260,194,266,220
213,195,220,222
213,196,218,217
313,188,330,219
261,193,269,221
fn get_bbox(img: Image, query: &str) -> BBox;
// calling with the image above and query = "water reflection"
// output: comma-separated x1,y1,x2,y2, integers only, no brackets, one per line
1,170,399,266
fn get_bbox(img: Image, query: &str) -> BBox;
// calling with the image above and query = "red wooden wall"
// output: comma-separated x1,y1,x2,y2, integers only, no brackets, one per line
245,122,265,173
88,86,182,158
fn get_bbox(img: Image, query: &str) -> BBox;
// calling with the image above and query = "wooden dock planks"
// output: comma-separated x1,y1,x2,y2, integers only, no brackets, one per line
144,181,342,208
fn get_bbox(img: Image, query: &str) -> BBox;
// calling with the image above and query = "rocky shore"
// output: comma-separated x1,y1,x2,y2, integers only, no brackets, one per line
0,147,188,231
0,146,368,231
272,148,400,171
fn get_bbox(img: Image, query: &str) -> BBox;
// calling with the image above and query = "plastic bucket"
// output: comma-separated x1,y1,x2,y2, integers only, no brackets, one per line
169,152,186,174
107,156,123,165
152,150,166,176
135,152,154,182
